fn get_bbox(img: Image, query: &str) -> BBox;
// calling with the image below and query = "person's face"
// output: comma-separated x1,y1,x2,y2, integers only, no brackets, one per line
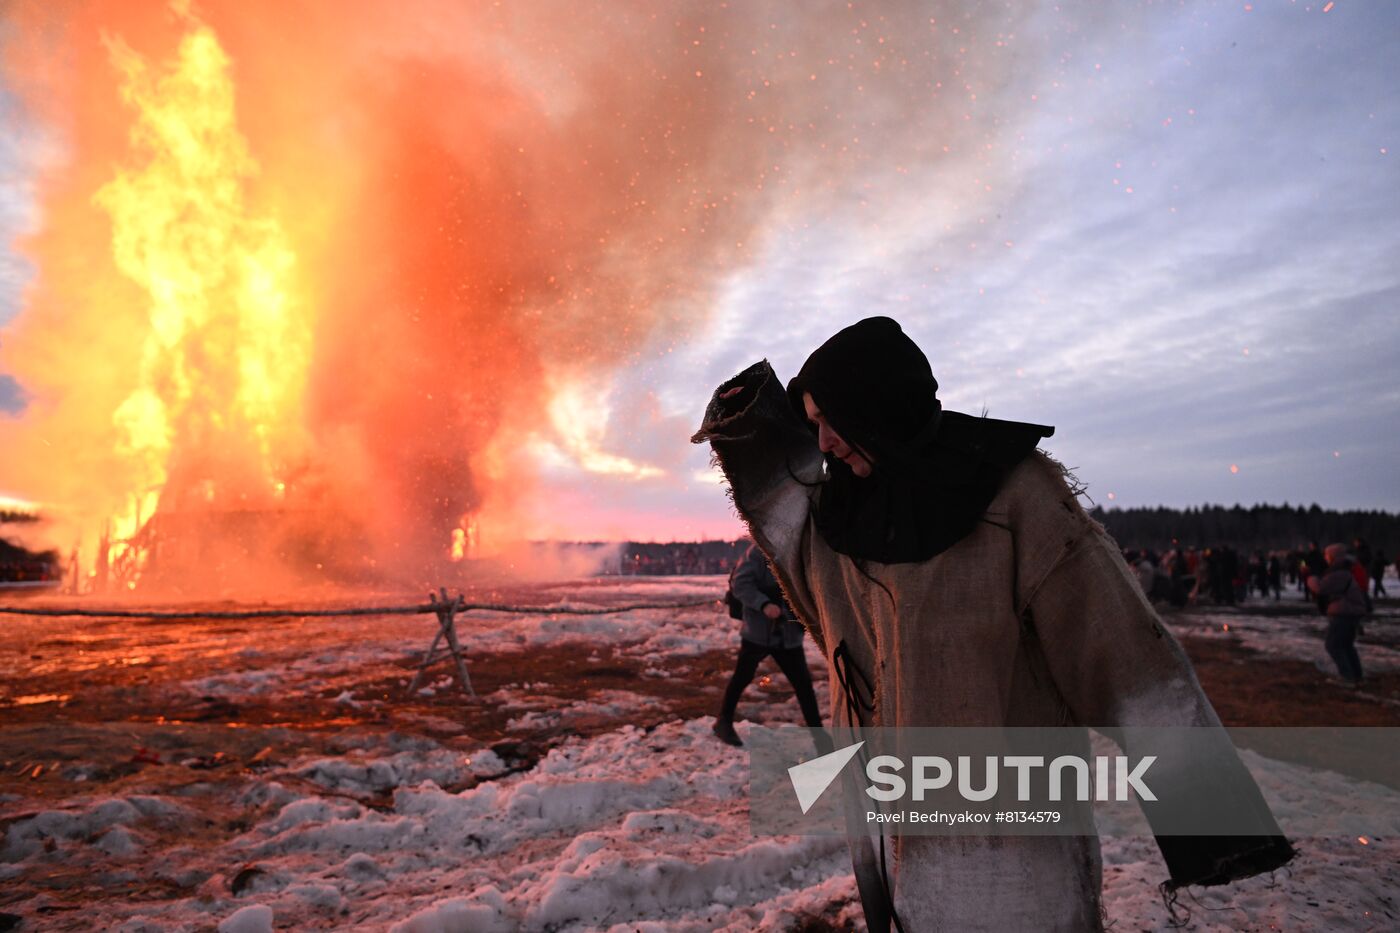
802,392,873,477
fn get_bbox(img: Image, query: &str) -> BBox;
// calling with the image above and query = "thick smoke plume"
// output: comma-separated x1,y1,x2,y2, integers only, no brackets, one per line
0,0,1030,592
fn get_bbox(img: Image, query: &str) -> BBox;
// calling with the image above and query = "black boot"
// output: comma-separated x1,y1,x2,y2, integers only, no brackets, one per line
713,718,743,747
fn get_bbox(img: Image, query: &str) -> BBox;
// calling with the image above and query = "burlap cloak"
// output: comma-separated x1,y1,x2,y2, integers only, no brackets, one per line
693,360,1293,932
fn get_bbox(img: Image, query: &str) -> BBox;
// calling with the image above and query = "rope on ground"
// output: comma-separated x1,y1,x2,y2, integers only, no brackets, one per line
0,597,718,621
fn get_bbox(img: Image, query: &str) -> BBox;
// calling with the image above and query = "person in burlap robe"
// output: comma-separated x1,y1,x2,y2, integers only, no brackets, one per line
692,317,1292,932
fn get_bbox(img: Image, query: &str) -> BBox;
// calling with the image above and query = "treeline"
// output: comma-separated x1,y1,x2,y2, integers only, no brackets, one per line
1,510,56,573
1088,503,1399,554
620,539,749,575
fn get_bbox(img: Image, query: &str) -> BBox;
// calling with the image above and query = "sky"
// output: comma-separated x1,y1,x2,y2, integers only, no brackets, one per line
1,0,1397,544
0,68,35,418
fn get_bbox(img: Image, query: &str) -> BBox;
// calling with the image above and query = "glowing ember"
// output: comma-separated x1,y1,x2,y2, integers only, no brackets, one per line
1358,836,1369,845
9,693,72,707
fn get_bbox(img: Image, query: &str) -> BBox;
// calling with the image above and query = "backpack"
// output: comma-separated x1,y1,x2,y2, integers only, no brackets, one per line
1343,559,1373,615
724,563,744,620
1319,568,1370,617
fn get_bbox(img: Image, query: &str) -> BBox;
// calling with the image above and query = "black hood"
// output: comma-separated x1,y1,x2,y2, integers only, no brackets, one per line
786,316,1053,563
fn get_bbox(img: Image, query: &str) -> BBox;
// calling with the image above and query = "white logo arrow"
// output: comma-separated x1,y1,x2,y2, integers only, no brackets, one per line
788,740,865,814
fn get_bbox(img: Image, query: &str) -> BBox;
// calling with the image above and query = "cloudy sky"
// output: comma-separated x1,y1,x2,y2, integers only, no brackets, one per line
0,70,35,418
1,1,1397,543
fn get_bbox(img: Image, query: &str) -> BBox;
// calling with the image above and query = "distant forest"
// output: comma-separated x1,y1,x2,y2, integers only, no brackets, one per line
1087,503,1400,555
6,505,1400,570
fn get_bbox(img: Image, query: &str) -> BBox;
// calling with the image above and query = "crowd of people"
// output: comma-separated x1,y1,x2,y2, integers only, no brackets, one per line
619,541,746,576
1122,537,1391,688
1121,538,1393,608
0,538,60,584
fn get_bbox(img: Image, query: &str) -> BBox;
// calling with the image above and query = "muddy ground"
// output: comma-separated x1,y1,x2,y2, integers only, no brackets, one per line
1,592,1397,926
3,599,1398,803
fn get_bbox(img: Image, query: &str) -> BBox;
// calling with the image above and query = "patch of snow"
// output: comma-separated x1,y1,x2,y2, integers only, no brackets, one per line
290,746,469,795
389,885,512,933
93,825,142,857
216,903,273,933
2,798,141,861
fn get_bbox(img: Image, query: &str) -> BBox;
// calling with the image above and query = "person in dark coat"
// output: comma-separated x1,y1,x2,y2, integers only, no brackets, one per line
1167,548,1189,606
1349,538,1372,596
1190,548,1214,604
1370,548,1388,598
1353,538,1373,586
1308,543,1368,686
1249,551,1268,598
714,543,822,746
1301,543,1326,600
1220,545,1240,605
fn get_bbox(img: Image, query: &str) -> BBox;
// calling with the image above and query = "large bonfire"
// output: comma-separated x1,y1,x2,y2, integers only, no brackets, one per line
1,0,1003,594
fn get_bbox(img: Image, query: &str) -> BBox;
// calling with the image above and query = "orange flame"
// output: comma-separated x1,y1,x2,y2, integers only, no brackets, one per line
92,15,311,581
0,0,763,591
1,1,1016,591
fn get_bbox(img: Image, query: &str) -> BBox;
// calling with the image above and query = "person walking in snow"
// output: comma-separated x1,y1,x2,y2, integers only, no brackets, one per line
1370,548,1388,599
1254,552,1267,598
714,543,823,746
1308,543,1368,686
693,316,1292,932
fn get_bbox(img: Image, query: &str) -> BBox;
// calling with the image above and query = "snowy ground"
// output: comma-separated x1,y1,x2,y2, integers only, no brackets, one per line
1,576,1398,931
